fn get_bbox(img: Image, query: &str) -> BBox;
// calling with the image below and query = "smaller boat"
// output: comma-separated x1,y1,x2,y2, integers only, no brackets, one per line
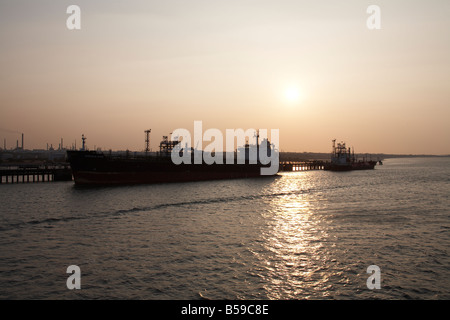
324,140,376,171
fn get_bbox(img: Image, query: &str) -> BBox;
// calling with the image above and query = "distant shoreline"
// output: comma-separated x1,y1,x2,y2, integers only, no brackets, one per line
279,152,450,162
0,149,449,166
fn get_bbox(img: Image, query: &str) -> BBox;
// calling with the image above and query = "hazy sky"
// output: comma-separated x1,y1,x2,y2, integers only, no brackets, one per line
1,0,449,154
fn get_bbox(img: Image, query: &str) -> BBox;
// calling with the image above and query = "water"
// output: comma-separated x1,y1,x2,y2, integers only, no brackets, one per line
0,157,449,300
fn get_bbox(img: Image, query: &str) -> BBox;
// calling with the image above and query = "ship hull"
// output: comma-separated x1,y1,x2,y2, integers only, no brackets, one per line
324,161,376,171
67,151,272,185
72,170,263,185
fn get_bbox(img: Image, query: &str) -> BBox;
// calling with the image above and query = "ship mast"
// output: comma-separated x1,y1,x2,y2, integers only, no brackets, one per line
145,129,151,154
81,134,86,151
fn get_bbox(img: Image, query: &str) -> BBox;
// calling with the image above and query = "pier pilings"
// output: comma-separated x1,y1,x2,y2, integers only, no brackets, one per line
279,161,327,172
0,166,72,184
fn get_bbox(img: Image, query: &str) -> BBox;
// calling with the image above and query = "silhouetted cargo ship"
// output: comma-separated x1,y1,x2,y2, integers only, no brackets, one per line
66,134,277,185
323,139,376,171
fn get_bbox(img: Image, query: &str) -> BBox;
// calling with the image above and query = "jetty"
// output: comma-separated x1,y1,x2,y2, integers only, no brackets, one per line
0,165,72,184
279,160,327,171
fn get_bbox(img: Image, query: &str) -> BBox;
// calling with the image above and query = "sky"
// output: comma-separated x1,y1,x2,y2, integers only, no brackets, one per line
0,0,449,154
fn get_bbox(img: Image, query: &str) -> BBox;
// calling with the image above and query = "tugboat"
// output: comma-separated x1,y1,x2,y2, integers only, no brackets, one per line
324,139,376,171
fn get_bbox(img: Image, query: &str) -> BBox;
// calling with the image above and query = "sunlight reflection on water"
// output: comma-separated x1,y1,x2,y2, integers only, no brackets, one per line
252,174,334,299
1,158,449,299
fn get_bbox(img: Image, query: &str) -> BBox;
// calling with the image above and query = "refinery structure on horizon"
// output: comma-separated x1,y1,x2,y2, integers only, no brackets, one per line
1,130,448,165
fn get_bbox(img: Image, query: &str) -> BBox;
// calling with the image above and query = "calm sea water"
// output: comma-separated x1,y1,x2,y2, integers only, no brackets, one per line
0,157,449,300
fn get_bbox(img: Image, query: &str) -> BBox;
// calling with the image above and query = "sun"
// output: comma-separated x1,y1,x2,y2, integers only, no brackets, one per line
284,86,301,103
